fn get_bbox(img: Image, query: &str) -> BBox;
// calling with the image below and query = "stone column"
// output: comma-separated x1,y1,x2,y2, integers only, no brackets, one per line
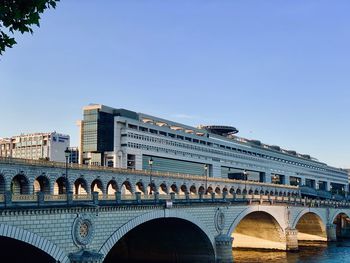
215,234,233,263
285,228,298,251
327,224,337,241
69,249,104,263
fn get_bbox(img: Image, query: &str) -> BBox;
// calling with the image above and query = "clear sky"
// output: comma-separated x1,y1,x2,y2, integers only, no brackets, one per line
0,0,349,168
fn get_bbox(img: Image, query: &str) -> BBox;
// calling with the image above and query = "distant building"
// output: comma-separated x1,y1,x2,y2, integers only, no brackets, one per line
0,138,12,157
0,132,70,163
77,104,348,194
68,147,79,164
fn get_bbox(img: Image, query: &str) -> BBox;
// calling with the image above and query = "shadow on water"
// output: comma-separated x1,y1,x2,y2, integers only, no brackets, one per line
232,241,350,263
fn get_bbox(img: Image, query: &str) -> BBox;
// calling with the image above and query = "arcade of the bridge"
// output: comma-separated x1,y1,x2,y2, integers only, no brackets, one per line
0,171,299,199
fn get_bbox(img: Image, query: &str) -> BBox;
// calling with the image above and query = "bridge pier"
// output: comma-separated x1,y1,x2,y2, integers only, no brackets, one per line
327,224,337,241
215,234,233,263
285,228,298,251
69,249,104,263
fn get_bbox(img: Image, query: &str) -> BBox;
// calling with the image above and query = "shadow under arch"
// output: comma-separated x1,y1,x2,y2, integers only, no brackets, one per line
99,210,215,261
0,224,69,263
332,211,350,240
229,211,286,250
293,211,327,242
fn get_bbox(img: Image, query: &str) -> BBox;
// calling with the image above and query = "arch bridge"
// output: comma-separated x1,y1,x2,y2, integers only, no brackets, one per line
0,158,350,262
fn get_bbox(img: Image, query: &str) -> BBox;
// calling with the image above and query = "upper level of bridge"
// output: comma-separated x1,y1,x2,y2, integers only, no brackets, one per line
0,157,298,196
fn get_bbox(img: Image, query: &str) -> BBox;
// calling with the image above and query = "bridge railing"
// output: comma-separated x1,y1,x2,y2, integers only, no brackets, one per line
0,157,298,191
2,192,350,209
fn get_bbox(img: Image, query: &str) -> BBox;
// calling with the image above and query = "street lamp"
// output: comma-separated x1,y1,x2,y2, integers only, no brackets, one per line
149,157,153,195
204,164,208,195
243,170,248,194
64,147,70,200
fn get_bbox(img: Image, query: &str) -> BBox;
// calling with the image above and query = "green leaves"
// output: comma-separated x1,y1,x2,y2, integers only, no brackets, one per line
0,0,60,55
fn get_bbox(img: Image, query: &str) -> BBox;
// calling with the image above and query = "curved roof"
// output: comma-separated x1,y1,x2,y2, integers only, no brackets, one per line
201,125,238,136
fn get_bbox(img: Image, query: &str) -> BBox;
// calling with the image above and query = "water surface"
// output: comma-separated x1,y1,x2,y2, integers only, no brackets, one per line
233,242,350,263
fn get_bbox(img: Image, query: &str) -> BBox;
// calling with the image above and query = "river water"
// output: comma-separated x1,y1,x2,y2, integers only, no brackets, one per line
232,241,350,263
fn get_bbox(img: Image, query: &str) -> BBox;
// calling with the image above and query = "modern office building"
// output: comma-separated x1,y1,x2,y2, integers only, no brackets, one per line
0,132,70,162
79,104,348,193
68,146,79,164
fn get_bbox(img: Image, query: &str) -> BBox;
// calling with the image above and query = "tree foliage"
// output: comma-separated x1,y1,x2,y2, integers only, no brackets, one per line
0,0,59,55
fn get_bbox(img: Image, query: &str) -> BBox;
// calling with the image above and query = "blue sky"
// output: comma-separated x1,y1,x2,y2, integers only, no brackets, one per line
0,0,349,168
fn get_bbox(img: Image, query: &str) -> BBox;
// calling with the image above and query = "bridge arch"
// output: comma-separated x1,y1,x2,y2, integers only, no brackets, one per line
54,176,68,195
189,185,197,195
0,224,69,263
292,210,327,242
228,208,286,250
34,175,50,193
11,173,30,194
91,179,104,195
121,180,133,195
330,210,350,224
158,183,168,194
106,180,118,195
0,173,5,194
74,177,89,195
99,210,215,260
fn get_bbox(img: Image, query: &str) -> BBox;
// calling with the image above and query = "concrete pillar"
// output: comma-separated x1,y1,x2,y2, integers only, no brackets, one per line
115,191,121,203
37,191,44,206
4,190,12,207
69,249,103,263
285,228,298,251
92,191,99,205
215,234,233,263
327,224,337,241
135,192,141,204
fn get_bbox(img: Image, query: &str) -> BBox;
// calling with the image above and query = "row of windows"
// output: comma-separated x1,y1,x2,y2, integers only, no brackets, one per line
127,142,207,161
125,128,344,177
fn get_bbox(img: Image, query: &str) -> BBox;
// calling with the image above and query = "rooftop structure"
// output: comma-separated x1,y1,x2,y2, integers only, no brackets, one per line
78,104,348,194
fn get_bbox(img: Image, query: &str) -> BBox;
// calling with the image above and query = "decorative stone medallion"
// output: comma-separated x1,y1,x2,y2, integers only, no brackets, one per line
72,214,94,248
215,208,226,233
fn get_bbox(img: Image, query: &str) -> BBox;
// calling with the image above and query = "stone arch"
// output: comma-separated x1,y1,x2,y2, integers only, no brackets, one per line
91,179,104,195
33,175,50,194
136,181,146,195
106,180,118,195
158,183,168,194
292,210,327,241
215,187,221,195
189,185,197,195
228,207,286,237
0,224,69,263
54,176,68,195
99,210,215,258
229,210,286,250
121,181,133,195
198,186,205,194
236,188,241,195
330,210,350,224
207,186,213,194
180,184,187,195
170,184,178,194
254,189,259,195
229,187,235,195
74,177,88,195
332,211,350,240
0,174,6,194
11,174,30,194
222,187,228,194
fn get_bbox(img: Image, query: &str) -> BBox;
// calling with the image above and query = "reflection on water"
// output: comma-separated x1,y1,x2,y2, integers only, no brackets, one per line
233,241,350,263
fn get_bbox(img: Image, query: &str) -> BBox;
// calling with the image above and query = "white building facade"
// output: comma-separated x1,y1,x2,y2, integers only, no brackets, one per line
0,132,70,163
80,104,348,194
